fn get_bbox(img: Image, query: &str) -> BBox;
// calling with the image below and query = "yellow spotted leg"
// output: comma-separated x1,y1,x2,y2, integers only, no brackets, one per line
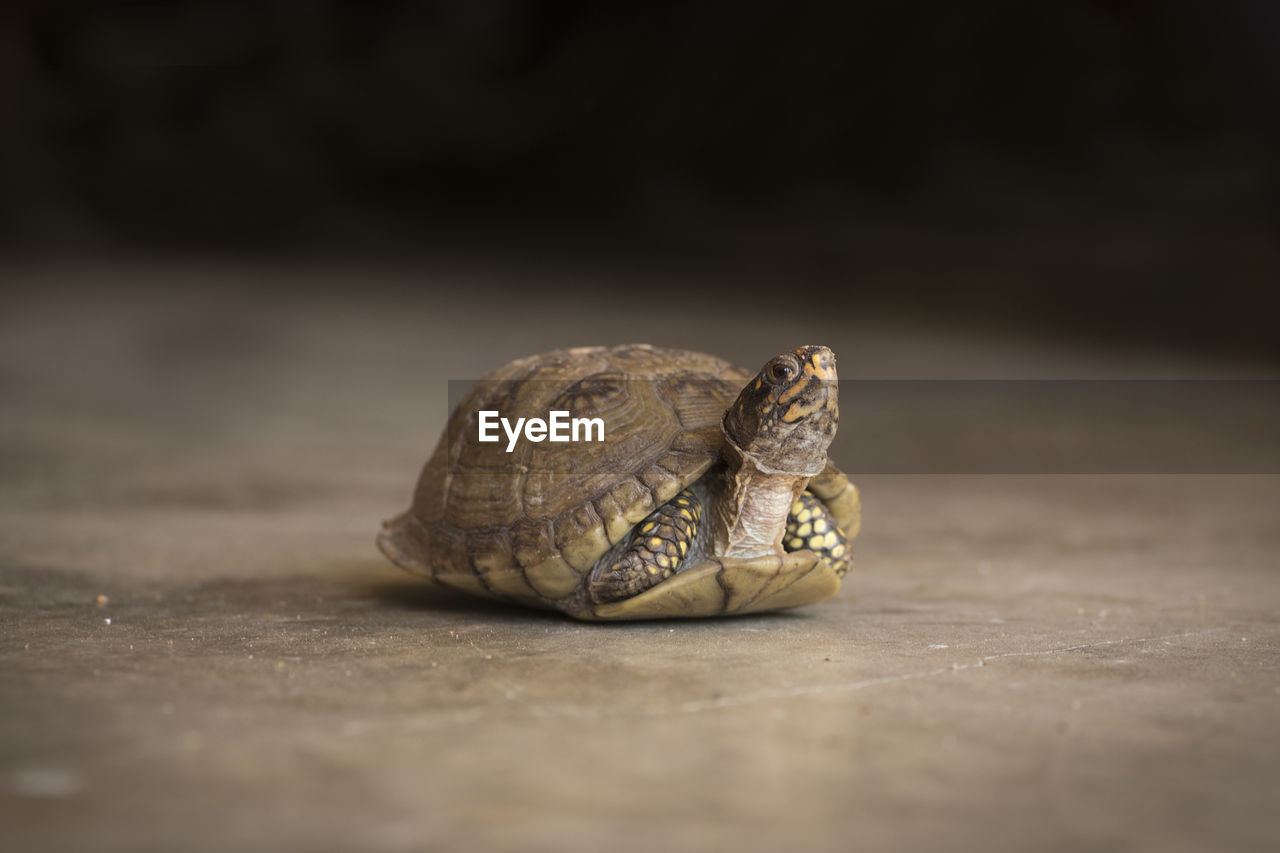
586,490,702,604
785,490,851,576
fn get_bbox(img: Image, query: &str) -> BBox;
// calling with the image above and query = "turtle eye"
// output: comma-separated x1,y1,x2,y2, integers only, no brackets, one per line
766,357,798,384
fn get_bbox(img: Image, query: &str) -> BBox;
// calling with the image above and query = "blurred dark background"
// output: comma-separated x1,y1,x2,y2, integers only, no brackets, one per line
1,1,1277,360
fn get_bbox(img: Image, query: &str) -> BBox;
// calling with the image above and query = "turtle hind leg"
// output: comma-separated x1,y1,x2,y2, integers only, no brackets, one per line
785,490,851,576
587,489,702,603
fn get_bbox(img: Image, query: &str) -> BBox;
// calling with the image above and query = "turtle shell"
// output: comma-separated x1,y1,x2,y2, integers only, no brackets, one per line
377,344,859,620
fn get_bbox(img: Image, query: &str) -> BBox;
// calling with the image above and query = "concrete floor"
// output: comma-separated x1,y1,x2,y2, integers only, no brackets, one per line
2,262,1278,852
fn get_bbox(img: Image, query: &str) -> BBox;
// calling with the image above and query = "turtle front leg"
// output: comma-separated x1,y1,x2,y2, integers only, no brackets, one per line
587,490,702,603
785,490,851,576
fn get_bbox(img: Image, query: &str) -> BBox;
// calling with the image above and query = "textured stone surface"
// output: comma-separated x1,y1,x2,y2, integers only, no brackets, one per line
1,263,1277,852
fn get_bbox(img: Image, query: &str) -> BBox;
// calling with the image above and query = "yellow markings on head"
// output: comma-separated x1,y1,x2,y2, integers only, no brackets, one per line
797,508,812,523
813,518,828,533
822,531,838,548
831,544,846,558
777,362,815,404
775,351,835,415
796,522,812,537
782,399,824,423
777,382,803,404
790,500,804,516
808,534,825,550
809,352,835,380
788,537,804,550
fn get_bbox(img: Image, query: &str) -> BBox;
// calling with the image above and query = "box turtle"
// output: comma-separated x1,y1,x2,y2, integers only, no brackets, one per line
377,344,860,620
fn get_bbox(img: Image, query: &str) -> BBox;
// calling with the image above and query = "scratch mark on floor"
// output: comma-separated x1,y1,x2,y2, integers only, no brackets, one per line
350,628,1228,732
654,628,1229,715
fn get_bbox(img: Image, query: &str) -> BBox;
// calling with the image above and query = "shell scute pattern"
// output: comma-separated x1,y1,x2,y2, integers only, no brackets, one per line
466,528,535,598
522,377,673,522
595,476,656,545
414,346,743,601
554,501,611,573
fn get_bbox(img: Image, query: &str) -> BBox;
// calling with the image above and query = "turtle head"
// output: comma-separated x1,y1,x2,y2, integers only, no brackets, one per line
722,345,838,475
